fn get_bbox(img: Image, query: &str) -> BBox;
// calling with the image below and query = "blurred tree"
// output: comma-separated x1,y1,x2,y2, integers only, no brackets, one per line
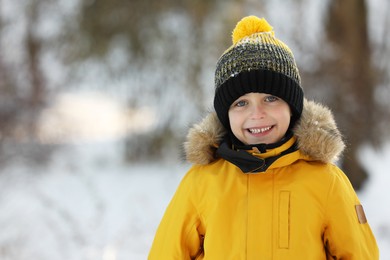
0,1,44,140
73,0,226,160
0,3,20,140
25,0,47,135
313,0,381,189
74,0,217,59
0,0,50,164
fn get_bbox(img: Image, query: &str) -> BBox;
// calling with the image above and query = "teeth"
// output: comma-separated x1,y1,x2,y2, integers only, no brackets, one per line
249,126,272,134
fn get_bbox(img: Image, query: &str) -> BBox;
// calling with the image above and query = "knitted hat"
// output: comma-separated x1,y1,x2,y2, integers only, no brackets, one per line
213,16,304,130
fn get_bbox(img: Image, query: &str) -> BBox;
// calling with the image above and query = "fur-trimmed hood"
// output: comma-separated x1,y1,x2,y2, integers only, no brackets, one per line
184,99,345,165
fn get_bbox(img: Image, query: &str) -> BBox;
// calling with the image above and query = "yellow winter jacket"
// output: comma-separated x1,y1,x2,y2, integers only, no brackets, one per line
149,100,379,259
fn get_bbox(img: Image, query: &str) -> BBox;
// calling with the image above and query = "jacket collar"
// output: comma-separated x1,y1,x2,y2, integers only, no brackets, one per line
184,99,345,165
216,136,298,173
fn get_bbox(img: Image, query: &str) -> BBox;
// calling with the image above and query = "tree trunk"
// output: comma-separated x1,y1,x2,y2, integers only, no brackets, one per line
25,0,46,139
324,0,376,190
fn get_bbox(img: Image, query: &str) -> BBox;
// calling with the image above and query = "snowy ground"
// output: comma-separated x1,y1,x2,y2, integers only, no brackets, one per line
0,140,389,259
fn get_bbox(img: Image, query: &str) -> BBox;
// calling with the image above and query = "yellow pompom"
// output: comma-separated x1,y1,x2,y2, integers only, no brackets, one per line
232,16,273,44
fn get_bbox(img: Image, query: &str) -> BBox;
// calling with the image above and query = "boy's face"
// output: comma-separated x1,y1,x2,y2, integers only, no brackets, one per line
228,92,291,145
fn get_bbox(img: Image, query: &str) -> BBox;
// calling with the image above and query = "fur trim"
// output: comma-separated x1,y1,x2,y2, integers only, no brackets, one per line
184,99,345,165
293,99,345,163
184,113,225,165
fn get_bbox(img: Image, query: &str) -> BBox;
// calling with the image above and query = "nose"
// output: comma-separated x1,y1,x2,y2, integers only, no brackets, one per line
250,103,266,119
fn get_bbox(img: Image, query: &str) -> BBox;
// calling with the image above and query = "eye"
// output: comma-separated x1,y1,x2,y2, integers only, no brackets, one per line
234,100,248,107
264,95,279,102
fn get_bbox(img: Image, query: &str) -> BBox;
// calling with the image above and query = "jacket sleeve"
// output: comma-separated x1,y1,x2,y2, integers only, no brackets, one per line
148,167,203,260
323,166,379,259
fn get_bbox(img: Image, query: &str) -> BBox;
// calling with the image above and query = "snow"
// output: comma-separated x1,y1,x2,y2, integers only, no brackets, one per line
37,91,156,144
0,140,187,259
0,138,389,259
359,143,390,259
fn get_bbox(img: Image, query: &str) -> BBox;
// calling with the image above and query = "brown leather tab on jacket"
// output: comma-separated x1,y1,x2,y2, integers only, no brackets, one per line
355,204,367,224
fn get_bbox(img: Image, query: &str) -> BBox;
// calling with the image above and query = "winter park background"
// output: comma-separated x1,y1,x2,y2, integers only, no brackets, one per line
1,0,390,259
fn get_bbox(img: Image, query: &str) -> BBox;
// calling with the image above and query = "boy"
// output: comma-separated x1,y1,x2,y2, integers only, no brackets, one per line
149,15,379,259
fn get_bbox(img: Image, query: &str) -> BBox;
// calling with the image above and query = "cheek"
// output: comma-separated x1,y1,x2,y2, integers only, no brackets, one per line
228,111,242,130
280,108,292,128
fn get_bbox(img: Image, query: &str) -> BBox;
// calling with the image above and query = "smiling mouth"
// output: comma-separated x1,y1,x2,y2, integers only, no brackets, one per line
248,126,273,134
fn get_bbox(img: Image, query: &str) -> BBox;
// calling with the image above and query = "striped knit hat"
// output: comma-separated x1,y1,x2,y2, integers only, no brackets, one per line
214,16,304,130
